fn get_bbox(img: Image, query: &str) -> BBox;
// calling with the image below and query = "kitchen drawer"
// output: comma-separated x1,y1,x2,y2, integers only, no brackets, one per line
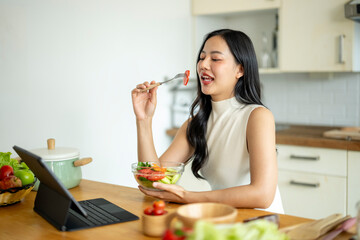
279,170,347,219
348,151,360,216
277,145,347,177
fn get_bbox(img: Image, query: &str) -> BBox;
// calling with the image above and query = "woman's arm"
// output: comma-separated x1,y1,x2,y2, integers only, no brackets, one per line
159,120,194,164
246,107,277,208
132,82,193,164
140,107,277,209
132,81,159,163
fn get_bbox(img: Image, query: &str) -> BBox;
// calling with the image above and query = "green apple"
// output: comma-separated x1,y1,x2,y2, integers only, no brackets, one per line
14,170,34,185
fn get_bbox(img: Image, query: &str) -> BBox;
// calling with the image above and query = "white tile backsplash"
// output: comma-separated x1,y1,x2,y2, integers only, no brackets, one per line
261,72,360,126
309,91,334,104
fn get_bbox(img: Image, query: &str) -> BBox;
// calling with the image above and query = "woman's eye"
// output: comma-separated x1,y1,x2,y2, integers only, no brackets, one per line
212,59,221,61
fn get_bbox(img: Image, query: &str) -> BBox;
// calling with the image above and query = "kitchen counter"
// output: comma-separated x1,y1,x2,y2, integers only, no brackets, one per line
276,124,360,151
1,179,353,240
166,125,360,151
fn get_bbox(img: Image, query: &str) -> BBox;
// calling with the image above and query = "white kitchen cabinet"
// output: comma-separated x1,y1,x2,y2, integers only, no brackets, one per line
348,151,360,217
277,145,347,177
277,144,348,219
192,0,280,15
279,170,346,219
280,0,360,72
192,0,360,72
193,8,279,73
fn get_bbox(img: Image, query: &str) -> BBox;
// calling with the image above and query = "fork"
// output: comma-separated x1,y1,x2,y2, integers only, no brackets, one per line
140,73,186,92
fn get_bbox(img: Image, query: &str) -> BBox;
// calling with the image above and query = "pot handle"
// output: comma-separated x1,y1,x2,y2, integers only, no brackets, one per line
47,138,55,150
74,157,92,167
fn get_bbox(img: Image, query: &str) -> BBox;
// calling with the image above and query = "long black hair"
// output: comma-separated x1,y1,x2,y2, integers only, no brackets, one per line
186,29,264,179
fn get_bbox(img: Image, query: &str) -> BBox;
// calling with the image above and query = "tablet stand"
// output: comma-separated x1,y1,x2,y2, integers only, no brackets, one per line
34,183,71,231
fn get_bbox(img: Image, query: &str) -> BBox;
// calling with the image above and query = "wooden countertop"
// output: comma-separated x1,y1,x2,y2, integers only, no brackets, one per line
276,125,360,151
2,179,352,240
167,125,360,151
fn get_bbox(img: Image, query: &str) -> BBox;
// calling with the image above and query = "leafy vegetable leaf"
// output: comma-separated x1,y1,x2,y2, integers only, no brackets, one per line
187,220,289,240
137,162,152,170
0,152,30,171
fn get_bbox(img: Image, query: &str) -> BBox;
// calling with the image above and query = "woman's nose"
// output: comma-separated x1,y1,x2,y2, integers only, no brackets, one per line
199,58,210,70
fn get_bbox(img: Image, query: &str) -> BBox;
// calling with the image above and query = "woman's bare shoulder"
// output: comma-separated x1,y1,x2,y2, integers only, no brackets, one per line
247,107,275,131
250,106,274,121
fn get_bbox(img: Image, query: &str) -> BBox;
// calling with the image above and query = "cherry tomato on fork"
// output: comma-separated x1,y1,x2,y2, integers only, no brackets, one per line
183,70,190,86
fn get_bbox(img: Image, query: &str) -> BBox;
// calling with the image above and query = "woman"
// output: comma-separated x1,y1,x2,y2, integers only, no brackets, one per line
131,29,283,213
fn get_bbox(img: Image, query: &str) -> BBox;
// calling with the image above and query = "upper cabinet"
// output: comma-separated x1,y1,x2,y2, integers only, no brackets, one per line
192,0,360,73
280,0,360,72
192,0,281,15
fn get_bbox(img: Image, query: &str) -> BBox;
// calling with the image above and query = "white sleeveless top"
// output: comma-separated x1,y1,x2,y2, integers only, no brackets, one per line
200,97,284,214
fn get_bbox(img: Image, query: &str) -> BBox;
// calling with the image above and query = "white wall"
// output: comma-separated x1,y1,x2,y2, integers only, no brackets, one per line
2,1,359,193
261,73,360,126
0,0,192,188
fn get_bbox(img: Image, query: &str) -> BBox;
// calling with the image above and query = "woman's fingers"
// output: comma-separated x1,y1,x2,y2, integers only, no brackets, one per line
137,183,185,203
153,182,184,197
138,186,163,198
148,81,157,102
136,81,153,89
139,184,184,203
135,81,149,90
134,81,158,92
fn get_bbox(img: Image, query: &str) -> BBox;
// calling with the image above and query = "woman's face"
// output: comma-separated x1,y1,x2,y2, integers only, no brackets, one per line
197,35,243,102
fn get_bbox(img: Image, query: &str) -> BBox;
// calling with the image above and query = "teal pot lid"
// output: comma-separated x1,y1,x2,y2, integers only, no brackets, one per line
30,138,80,161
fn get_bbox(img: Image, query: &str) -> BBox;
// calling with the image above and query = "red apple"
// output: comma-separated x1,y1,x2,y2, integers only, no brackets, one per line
0,176,22,190
0,165,14,180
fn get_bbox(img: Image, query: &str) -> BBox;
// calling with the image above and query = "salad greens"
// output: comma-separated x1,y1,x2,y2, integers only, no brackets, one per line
0,152,30,171
135,162,181,189
187,220,289,240
137,161,152,170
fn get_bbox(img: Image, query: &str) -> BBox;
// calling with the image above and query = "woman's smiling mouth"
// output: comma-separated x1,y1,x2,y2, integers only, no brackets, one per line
201,73,214,85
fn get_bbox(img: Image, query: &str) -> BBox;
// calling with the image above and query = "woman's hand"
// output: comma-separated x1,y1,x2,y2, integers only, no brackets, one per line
131,80,158,120
138,182,188,203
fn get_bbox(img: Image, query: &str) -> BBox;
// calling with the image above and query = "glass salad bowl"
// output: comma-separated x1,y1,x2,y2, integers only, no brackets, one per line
132,162,184,191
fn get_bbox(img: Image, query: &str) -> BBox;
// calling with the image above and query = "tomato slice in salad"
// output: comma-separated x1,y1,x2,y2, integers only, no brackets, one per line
137,168,153,179
183,70,190,86
147,174,165,181
137,167,165,181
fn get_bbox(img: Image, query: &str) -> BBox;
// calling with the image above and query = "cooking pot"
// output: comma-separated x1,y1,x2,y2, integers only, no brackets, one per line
30,138,92,190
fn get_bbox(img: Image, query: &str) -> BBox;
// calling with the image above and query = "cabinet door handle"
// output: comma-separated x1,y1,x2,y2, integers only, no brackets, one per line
289,154,320,161
290,180,320,188
339,34,345,64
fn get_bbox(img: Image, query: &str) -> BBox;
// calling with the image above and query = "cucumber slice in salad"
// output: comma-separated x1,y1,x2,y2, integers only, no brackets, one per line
171,174,180,184
160,177,171,184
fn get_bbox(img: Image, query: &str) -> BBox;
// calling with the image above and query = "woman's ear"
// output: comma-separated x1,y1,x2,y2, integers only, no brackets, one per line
236,65,244,79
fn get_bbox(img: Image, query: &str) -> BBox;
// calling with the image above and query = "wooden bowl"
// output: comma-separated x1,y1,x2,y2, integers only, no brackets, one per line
176,203,237,228
142,210,176,237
